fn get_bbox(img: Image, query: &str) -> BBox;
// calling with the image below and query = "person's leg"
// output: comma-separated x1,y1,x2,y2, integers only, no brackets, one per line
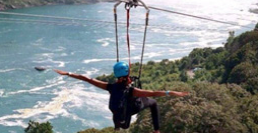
141,98,160,132
113,112,131,129
113,114,121,130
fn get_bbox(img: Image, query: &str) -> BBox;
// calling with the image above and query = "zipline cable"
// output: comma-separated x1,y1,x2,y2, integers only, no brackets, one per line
0,11,114,24
147,6,253,29
0,18,80,25
118,0,254,29
0,17,231,33
0,4,255,30
0,11,145,27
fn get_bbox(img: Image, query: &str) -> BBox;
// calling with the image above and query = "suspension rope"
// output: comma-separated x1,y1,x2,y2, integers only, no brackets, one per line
126,8,131,73
114,8,120,62
138,8,149,79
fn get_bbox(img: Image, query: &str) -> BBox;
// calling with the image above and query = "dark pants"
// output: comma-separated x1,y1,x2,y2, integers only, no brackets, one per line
113,97,160,131
138,97,160,131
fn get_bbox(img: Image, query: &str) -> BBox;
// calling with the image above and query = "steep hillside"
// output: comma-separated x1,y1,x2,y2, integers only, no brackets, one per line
79,23,258,133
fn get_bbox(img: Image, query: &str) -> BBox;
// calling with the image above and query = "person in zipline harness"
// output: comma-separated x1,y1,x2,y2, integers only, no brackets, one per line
54,62,189,133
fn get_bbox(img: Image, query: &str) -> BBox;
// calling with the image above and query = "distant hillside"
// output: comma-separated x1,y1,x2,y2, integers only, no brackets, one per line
0,0,115,10
78,23,258,133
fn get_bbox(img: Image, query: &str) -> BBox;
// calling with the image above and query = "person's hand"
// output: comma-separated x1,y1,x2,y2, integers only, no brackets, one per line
173,91,189,97
53,69,68,75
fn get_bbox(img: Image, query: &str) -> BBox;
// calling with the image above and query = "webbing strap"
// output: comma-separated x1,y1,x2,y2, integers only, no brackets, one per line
126,9,131,76
114,11,119,62
138,12,149,79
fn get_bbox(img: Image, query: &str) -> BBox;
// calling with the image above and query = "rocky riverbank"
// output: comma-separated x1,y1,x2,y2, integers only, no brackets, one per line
0,0,115,11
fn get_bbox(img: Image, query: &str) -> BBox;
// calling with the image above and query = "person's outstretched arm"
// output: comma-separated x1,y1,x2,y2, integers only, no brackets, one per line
53,69,108,90
133,88,189,97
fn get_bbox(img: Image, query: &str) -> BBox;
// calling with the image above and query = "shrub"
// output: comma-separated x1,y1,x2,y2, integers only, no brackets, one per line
25,120,53,133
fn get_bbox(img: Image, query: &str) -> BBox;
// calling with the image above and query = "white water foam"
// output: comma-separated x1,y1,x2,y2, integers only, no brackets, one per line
54,46,66,52
168,47,194,54
81,68,100,77
0,89,4,97
8,77,65,95
96,38,114,47
152,57,182,63
144,52,162,59
83,53,163,64
145,0,258,47
0,68,16,73
62,112,100,127
0,88,72,128
0,87,110,128
83,58,116,64
31,38,44,46
0,68,25,73
62,86,109,111
8,130,17,133
33,58,66,68
33,52,66,67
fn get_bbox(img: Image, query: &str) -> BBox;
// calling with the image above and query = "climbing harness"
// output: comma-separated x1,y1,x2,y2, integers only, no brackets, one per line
113,0,149,88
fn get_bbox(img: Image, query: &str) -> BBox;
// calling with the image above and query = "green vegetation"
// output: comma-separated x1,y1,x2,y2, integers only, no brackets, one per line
78,127,116,133
25,120,53,133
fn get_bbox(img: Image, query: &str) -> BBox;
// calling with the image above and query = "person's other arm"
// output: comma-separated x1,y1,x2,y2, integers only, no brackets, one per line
133,88,189,97
53,69,108,90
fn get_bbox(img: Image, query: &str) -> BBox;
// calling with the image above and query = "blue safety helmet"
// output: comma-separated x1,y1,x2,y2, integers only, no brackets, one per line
113,62,129,78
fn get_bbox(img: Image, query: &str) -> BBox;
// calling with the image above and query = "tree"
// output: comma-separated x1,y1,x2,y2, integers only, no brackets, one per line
242,77,258,94
180,70,188,82
78,127,127,133
225,31,235,50
193,69,212,82
179,57,191,70
228,62,257,84
130,82,249,133
25,120,53,133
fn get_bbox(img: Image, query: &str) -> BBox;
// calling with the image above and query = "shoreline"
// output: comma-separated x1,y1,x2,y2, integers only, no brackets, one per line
0,0,115,11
